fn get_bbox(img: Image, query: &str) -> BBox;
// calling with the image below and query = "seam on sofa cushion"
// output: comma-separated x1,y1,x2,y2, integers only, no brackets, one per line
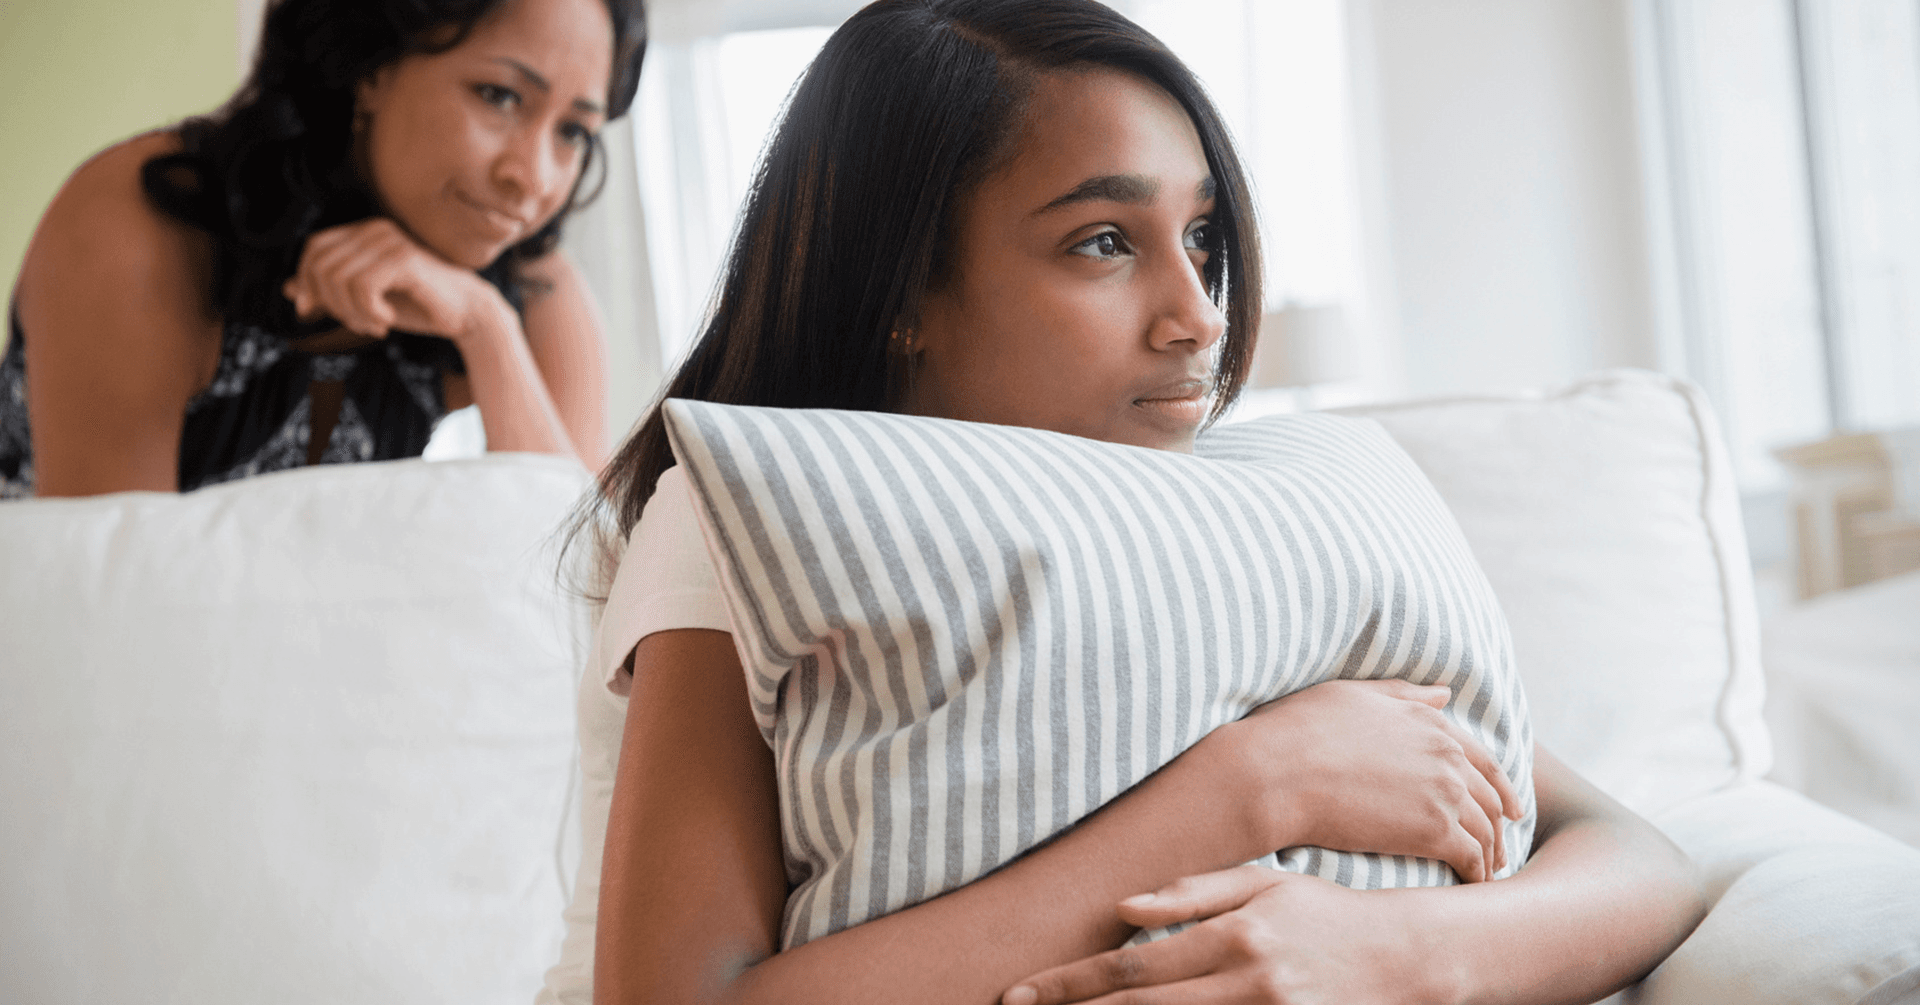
1665,373,1769,786
1335,368,1765,793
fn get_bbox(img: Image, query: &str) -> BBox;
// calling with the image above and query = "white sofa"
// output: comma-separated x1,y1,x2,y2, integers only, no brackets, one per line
1765,570,1920,852
2,369,1916,1004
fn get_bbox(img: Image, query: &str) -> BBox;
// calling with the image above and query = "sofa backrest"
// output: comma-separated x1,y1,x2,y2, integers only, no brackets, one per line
0,454,593,1005
1343,369,1770,816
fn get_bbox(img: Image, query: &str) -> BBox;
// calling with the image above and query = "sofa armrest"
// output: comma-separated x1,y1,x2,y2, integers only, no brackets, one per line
1622,782,1920,1005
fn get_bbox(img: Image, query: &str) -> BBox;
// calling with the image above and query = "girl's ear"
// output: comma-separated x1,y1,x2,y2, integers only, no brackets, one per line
908,281,963,358
887,315,926,358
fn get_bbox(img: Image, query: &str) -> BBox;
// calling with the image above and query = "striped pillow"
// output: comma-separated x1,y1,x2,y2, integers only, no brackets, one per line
661,400,1536,949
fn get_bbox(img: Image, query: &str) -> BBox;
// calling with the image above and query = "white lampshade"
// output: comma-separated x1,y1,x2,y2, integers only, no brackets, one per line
1249,303,1358,389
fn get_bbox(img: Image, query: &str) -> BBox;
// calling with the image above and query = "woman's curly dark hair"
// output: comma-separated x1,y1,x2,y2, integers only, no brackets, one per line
141,0,646,330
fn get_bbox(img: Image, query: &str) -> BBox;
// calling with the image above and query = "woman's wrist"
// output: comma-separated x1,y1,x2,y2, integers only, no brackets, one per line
450,280,519,348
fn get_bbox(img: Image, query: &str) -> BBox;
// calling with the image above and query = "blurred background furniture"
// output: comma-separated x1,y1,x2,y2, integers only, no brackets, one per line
1776,431,1920,600
1765,570,1920,850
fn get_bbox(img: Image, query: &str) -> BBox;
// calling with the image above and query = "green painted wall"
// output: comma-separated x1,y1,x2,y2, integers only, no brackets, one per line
0,0,239,330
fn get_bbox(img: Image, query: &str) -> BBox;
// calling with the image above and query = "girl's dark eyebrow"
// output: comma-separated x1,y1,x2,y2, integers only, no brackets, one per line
1033,174,1156,215
1032,174,1216,216
490,56,607,116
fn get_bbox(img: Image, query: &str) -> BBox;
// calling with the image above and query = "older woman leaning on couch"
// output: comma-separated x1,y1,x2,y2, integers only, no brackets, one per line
1,0,646,499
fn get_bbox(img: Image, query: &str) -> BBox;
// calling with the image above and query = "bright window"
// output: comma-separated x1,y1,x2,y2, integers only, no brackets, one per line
632,26,832,366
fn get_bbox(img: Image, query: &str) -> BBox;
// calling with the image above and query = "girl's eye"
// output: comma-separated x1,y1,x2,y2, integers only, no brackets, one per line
474,83,519,110
1184,221,1213,252
560,121,596,148
1071,231,1131,260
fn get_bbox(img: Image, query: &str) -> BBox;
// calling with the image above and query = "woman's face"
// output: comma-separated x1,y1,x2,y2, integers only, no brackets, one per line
356,0,613,269
905,67,1226,453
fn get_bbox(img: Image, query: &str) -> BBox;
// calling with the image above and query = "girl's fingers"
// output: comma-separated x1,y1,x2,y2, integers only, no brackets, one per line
1113,865,1280,929
1372,679,1450,709
1461,766,1507,872
1452,787,1495,882
1004,919,1247,1005
1439,717,1523,821
1010,974,1241,1005
1439,815,1488,884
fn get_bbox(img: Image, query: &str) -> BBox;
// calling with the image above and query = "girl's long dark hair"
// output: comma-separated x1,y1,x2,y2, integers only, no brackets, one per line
592,0,1262,551
141,0,647,330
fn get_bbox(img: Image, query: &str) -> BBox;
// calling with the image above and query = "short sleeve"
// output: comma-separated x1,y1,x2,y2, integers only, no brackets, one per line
589,465,731,696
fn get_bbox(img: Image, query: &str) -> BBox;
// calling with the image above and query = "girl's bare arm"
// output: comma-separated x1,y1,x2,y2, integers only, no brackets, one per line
1005,746,1707,1005
595,633,1521,1005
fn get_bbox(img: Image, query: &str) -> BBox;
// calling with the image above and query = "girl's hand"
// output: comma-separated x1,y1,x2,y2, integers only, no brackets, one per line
281,218,508,344
1002,866,1453,1005
1207,679,1523,883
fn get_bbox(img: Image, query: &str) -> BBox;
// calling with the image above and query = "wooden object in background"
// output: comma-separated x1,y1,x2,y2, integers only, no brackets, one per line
1776,433,1920,599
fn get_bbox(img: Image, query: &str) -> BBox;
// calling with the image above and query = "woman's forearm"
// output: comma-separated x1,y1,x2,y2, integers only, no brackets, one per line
1406,747,1706,1005
456,298,578,461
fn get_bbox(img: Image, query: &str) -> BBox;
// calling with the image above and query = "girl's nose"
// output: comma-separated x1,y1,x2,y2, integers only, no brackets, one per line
1147,252,1227,353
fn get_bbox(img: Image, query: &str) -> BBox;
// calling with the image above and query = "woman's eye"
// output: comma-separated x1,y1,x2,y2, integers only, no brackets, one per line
1071,231,1130,260
560,121,596,148
1184,222,1213,252
474,83,519,110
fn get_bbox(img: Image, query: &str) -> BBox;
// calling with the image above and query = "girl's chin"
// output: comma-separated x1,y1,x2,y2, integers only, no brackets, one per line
1127,398,1209,451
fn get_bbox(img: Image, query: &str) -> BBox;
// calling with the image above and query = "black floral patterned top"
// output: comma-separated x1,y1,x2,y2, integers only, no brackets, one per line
0,305,465,498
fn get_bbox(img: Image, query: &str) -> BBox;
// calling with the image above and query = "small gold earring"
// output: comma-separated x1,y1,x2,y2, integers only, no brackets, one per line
889,328,918,354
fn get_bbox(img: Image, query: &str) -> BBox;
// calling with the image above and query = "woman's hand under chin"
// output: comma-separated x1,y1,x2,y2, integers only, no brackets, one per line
1002,866,1460,1005
281,217,513,345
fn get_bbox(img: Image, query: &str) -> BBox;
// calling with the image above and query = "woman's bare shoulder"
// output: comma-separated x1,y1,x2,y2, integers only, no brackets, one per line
21,131,210,298
16,130,225,495
18,130,218,338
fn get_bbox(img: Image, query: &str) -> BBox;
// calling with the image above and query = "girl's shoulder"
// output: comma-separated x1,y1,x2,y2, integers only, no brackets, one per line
593,465,732,696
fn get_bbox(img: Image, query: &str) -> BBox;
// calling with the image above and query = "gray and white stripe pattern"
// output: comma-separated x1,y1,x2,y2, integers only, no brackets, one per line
662,400,1535,950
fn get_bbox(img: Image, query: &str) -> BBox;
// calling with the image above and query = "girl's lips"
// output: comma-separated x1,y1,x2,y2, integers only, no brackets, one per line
1133,379,1212,405
1132,381,1214,428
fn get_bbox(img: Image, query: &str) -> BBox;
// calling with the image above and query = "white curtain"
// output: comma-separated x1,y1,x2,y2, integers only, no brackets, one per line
1637,0,1920,488
563,116,664,448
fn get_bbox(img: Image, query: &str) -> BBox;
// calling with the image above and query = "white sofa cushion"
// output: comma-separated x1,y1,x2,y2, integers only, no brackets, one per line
1341,370,1770,816
1619,781,1920,1005
1764,570,1920,847
0,455,592,1005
